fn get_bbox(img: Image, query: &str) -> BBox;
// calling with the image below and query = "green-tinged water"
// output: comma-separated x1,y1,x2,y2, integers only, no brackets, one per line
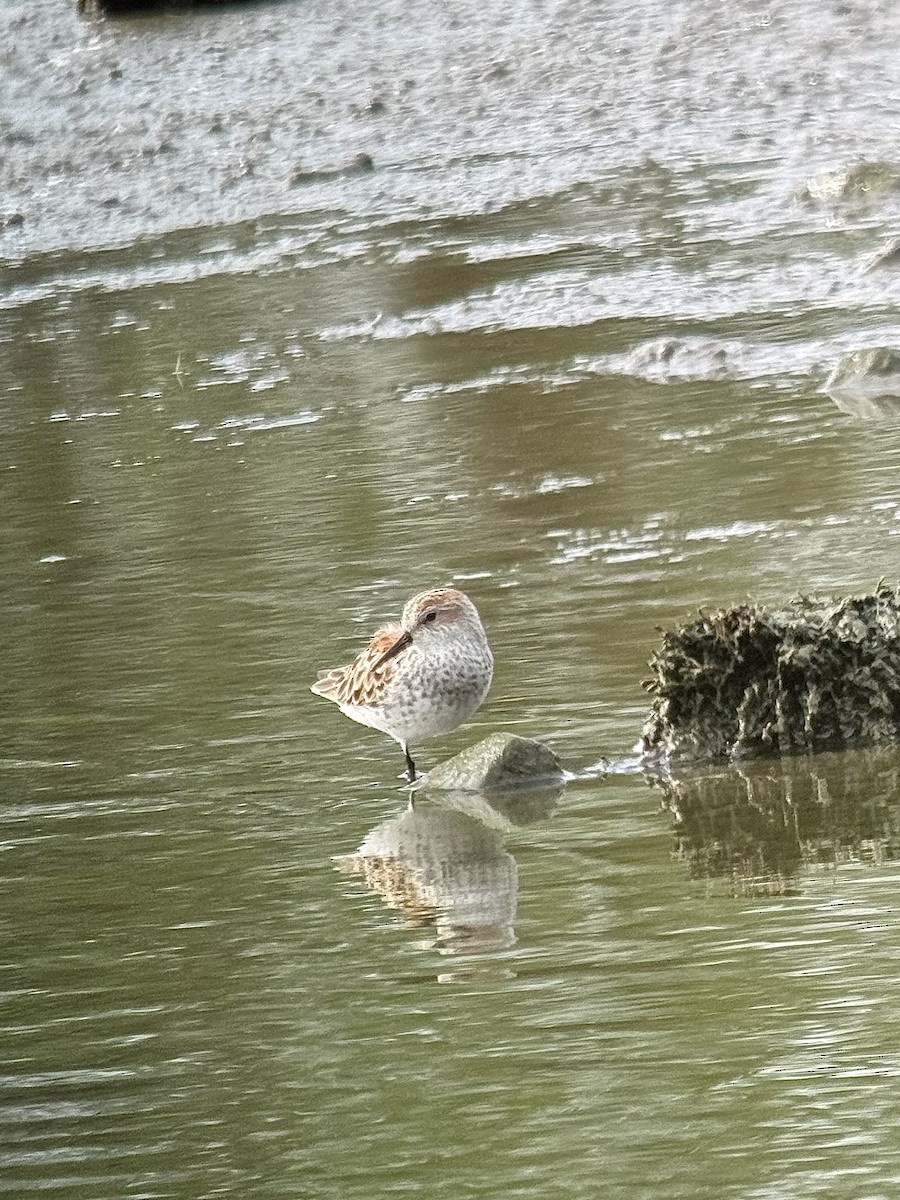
4,0,900,1196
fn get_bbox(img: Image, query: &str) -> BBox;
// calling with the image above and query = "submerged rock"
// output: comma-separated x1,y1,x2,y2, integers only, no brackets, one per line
642,585,900,763
622,337,740,382
422,732,564,793
798,161,900,206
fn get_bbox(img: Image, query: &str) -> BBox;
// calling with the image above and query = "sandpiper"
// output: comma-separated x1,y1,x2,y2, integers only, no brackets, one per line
311,587,493,782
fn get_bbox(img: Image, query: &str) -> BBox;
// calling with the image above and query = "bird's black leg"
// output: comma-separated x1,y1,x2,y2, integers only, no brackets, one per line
403,745,417,784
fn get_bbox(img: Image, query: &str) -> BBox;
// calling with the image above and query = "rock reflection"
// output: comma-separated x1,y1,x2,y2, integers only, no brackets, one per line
335,787,560,969
828,391,900,421
825,347,900,419
649,748,900,896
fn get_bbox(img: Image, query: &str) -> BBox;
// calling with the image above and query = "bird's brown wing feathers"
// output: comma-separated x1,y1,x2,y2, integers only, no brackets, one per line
311,623,410,708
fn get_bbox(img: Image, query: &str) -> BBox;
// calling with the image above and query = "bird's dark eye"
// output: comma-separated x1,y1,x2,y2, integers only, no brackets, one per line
423,611,437,623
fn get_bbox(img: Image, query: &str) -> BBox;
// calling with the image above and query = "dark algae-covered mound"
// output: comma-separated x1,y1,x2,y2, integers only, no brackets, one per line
641,585,900,762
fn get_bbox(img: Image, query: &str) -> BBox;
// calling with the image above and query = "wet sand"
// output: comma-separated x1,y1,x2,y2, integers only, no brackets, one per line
2,0,899,262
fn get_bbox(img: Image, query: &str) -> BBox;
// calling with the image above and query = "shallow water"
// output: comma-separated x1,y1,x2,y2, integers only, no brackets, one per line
4,0,900,1197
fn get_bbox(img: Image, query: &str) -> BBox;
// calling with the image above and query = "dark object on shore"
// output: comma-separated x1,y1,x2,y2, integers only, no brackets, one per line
78,0,251,13
288,153,375,187
642,585,900,763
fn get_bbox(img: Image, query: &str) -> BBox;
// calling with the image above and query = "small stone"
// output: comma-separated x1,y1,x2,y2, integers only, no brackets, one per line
347,152,374,174
423,733,564,792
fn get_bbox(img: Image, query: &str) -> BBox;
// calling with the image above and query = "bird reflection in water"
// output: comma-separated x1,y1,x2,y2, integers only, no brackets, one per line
334,787,560,978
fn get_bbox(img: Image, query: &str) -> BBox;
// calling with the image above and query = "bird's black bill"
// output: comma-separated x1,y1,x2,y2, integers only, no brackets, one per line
373,629,413,669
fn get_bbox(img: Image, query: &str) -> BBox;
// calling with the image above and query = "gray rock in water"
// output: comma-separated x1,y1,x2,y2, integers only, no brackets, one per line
422,733,564,793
